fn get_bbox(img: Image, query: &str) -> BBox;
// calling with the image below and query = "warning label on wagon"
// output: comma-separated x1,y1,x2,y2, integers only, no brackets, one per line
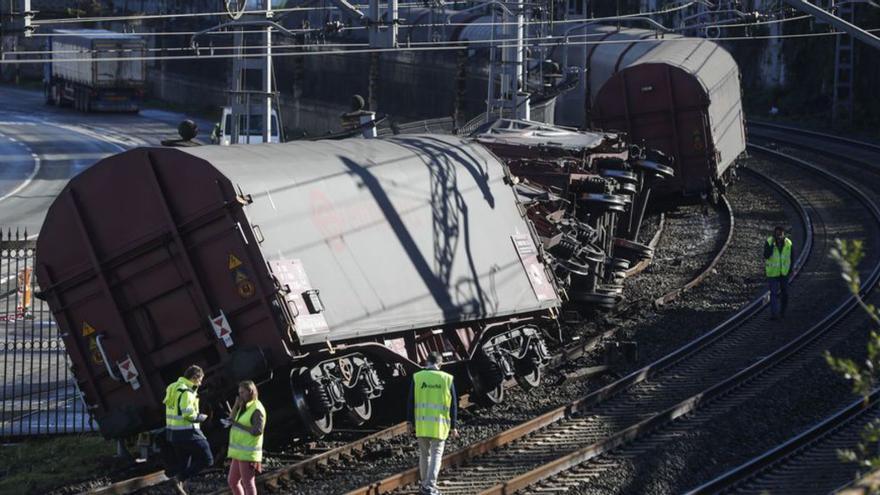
270,259,329,338
512,234,557,302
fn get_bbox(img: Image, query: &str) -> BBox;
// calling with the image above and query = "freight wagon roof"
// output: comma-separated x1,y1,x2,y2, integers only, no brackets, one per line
179,135,558,344
584,25,739,98
52,28,144,41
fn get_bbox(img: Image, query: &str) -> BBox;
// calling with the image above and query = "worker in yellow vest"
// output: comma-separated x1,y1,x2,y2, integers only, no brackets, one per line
163,365,212,495
764,225,793,320
407,352,458,495
223,380,266,495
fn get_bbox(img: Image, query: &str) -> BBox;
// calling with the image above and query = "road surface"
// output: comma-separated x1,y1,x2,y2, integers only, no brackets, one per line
0,85,214,232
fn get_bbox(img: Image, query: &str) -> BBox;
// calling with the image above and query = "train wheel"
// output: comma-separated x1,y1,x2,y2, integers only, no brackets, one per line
470,355,505,406
477,383,505,405
572,291,622,309
290,369,334,437
634,159,675,181
344,380,374,425
514,358,542,390
345,399,372,425
580,193,628,213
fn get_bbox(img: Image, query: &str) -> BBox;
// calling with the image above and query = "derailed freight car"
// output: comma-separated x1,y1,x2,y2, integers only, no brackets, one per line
36,120,671,440
35,135,562,438
554,25,746,198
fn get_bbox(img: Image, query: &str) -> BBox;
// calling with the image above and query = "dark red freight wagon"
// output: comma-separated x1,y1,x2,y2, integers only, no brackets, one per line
35,135,560,438
555,26,746,198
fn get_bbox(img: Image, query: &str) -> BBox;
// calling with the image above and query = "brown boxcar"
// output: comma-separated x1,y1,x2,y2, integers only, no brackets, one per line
555,25,746,197
35,135,560,438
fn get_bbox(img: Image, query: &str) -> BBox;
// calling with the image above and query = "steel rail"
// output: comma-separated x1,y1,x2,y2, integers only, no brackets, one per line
686,389,880,494
670,126,880,495
470,145,880,495
749,120,880,154
624,212,666,278
345,164,816,495
83,471,169,495
87,332,610,495
654,194,734,307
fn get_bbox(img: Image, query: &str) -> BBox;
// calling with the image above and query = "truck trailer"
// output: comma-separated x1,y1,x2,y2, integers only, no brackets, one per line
43,29,145,112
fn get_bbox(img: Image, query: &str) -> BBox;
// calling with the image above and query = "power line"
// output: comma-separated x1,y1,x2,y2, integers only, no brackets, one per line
7,30,624,57
2,27,867,65
18,1,701,56
30,3,428,26
29,1,697,32
705,13,812,30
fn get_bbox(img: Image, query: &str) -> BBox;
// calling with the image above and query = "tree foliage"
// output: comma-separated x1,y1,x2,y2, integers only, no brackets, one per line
825,239,880,473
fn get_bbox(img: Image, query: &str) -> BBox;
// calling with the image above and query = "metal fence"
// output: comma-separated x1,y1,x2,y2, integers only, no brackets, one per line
0,229,96,438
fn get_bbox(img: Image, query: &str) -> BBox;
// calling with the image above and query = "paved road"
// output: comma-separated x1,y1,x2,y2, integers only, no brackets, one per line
0,84,215,232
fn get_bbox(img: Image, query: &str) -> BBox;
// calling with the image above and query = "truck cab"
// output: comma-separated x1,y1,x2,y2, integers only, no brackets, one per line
213,107,281,145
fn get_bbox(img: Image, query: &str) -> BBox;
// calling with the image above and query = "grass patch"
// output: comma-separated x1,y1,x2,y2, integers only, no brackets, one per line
0,435,116,495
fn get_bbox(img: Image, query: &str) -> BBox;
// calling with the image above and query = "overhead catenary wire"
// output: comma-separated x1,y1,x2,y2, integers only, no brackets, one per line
8,29,630,57
3,28,872,65
28,0,698,35
15,2,702,57
6,11,849,59
704,13,812,30
30,2,432,25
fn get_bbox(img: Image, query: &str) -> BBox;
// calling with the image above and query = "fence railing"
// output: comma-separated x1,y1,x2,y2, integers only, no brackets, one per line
0,229,96,438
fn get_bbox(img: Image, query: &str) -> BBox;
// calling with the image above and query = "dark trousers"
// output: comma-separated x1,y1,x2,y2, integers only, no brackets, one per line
768,277,788,318
173,437,214,481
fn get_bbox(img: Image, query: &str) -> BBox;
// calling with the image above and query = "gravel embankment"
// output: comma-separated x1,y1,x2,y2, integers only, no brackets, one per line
563,152,880,494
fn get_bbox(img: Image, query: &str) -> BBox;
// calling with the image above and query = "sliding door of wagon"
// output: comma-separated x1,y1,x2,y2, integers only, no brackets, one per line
595,63,711,196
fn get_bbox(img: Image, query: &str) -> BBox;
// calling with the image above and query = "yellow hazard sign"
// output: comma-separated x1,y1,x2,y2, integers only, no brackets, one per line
82,322,96,336
228,254,243,270
88,336,103,365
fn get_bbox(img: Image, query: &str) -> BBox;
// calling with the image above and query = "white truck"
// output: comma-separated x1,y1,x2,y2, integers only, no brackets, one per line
44,29,146,112
212,106,282,145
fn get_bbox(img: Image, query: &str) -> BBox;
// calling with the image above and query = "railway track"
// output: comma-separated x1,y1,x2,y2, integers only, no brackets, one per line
688,389,880,494
81,197,733,495
343,146,880,494
653,195,734,307
516,142,880,494
648,123,880,495
748,120,880,157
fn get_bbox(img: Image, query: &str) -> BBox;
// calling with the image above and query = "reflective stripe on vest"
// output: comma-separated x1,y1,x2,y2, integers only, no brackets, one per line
765,237,793,278
413,369,453,440
165,377,199,431
228,399,266,463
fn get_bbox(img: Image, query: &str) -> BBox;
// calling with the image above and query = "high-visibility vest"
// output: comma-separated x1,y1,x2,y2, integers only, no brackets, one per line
413,369,453,440
765,237,792,278
228,399,266,462
164,377,200,432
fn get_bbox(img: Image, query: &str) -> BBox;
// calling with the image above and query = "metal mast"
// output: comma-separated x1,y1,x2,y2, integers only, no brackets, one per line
226,0,277,144
485,0,529,121
832,0,855,126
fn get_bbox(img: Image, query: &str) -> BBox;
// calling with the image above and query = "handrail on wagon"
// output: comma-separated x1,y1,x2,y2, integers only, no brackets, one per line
95,334,122,381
